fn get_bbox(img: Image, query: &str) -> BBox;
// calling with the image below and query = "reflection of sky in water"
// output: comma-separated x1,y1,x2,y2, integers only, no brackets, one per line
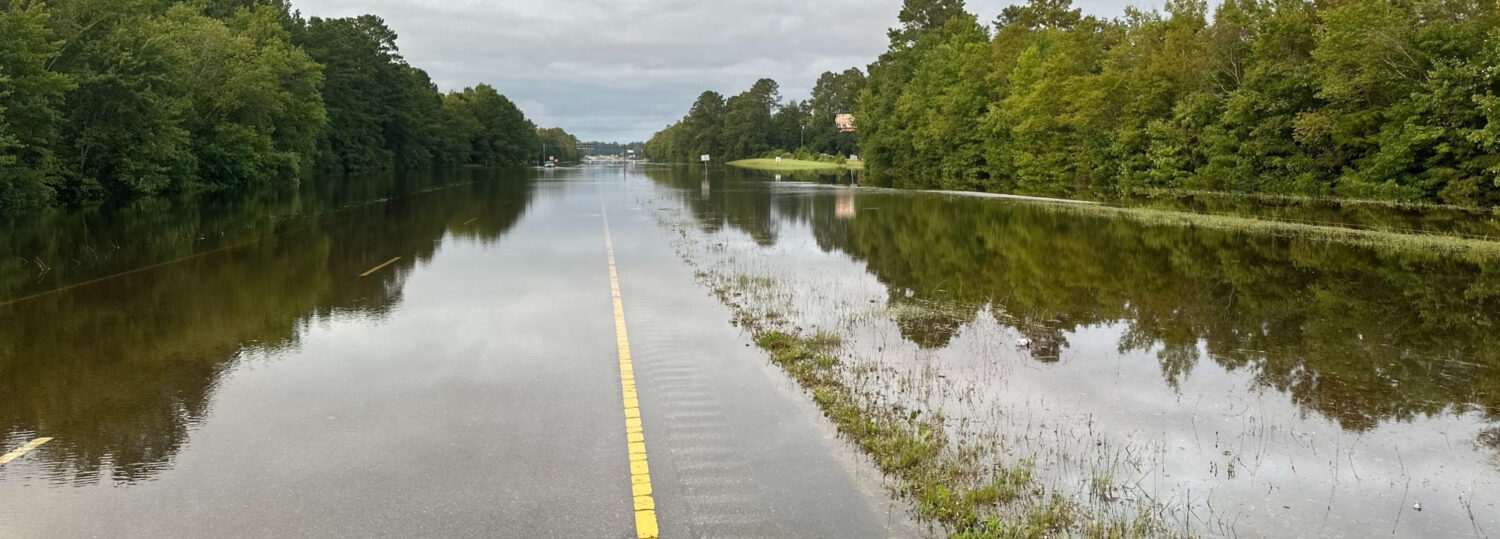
3,165,1498,536
0,170,537,488
0,176,652,536
652,171,1500,537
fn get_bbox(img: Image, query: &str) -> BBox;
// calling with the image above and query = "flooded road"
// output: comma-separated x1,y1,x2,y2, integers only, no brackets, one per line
4,164,1500,537
0,168,899,537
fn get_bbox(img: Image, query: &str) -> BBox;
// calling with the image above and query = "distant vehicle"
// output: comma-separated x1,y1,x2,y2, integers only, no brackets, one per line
544,161,556,168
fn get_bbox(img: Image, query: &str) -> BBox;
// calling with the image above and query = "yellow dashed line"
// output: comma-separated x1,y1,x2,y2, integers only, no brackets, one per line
603,204,659,539
0,437,52,466
0,237,265,308
358,257,402,278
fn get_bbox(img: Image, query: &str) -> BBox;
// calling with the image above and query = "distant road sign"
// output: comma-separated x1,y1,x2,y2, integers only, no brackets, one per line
700,155,711,162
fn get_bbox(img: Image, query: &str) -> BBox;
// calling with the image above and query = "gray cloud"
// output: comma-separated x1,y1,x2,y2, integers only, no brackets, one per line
291,0,1168,142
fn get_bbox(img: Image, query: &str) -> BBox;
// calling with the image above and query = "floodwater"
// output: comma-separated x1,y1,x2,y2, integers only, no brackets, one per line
3,163,1499,537
642,166,1500,537
0,167,900,537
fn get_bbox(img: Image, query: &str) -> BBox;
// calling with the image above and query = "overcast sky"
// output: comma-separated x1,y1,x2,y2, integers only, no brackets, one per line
290,0,1160,142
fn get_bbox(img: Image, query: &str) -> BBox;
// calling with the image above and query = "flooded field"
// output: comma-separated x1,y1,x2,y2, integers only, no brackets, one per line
643,166,1500,537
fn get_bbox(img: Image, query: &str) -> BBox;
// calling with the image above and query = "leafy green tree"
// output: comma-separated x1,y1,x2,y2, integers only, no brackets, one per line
1303,0,1499,204
48,0,197,200
891,13,993,189
1110,1,1212,192
891,0,969,45
0,0,541,210
995,16,1118,195
443,84,537,167
807,69,864,156
769,100,808,153
159,4,325,188
0,0,74,207
793,0,1500,205
682,90,727,160
385,65,448,170
642,123,679,162
858,0,977,187
536,127,582,164
718,78,781,159
300,15,401,172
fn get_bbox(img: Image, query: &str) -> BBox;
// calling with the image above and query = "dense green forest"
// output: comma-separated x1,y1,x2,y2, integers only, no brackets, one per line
581,141,645,157
649,0,1500,206
536,127,583,163
643,70,865,163
0,0,566,209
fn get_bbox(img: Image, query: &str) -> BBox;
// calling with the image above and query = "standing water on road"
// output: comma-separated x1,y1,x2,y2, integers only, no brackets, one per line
0,167,899,537
3,164,1500,537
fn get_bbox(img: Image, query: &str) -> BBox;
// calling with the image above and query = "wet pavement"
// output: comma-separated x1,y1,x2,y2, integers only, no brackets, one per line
9,163,1500,537
0,169,901,537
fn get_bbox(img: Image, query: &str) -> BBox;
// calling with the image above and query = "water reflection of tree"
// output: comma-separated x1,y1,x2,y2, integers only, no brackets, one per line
648,168,1500,432
0,170,535,483
848,196,1500,431
645,167,864,246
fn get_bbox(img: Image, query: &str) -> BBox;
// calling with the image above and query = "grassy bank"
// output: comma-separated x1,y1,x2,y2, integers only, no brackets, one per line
1131,188,1486,212
923,187,1500,258
1054,202,1500,260
728,158,865,171
751,328,1083,536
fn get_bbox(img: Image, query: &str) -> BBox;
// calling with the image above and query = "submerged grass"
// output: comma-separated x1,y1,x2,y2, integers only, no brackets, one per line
1132,187,1491,212
754,329,1058,534
912,185,1500,257
683,255,1177,536
1040,201,1500,260
653,203,1177,536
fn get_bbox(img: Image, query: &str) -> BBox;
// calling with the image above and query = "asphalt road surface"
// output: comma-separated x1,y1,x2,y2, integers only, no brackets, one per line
0,169,907,538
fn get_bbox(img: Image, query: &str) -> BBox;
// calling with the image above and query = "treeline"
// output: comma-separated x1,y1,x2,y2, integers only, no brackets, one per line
537,127,582,163
650,0,1500,206
582,141,644,157
860,0,1500,205
643,69,865,163
0,0,564,209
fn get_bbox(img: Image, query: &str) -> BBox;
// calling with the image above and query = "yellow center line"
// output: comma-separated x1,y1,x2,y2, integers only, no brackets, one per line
358,257,402,278
603,203,659,539
0,437,53,466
